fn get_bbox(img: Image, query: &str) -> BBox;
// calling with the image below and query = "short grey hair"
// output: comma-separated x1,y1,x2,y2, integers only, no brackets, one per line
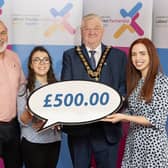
81,13,103,28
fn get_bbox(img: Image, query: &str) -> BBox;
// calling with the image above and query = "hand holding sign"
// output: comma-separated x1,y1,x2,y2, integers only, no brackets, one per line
27,81,122,131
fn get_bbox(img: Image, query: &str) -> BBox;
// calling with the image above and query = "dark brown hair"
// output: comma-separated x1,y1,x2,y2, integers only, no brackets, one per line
27,46,56,92
127,38,161,103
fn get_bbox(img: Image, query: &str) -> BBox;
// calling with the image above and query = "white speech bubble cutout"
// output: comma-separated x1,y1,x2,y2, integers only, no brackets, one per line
27,80,122,131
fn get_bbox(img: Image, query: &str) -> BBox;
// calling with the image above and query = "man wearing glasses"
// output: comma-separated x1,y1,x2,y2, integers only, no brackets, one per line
61,13,127,168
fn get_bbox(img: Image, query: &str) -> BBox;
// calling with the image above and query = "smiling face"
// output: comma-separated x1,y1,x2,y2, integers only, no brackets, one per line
31,51,50,80
81,16,104,49
131,43,150,78
0,21,8,53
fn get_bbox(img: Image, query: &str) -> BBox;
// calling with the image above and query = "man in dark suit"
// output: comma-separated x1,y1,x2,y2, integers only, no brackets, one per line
61,13,127,168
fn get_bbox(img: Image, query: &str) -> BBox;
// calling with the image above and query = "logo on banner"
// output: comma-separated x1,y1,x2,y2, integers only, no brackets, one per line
0,0,4,15
113,2,144,38
44,2,76,37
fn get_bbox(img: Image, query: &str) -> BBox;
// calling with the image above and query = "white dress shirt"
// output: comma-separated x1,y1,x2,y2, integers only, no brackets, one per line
86,44,102,67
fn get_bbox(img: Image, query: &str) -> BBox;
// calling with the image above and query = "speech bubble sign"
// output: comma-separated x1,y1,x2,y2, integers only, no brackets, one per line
27,80,122,131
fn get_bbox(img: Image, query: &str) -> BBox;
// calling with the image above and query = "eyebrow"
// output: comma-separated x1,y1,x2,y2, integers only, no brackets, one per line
33,56,49,58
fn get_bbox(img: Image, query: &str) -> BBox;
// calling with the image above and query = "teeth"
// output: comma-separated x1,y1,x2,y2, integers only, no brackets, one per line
136,61,144,63
39,68,47,70
135,62,144,66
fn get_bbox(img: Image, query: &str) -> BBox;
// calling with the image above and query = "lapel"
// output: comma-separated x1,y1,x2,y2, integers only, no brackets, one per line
101,43,106,54
76,44,111,81
81,44,90,62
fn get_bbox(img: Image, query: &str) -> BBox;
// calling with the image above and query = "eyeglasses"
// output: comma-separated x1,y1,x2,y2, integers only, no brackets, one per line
82,27,102,32
32,57,50,64
0,31,7,37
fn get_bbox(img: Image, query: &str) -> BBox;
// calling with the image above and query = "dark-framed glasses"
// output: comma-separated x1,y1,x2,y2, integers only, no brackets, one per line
32,57,50,64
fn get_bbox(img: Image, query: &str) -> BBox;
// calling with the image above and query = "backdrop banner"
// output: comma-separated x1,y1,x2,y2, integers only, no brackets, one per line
0,1,168,168
0,0,82,45
84,0,153,47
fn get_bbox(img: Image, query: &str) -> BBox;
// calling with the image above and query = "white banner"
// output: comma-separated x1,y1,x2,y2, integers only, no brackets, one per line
152,0,168,48
84,0,153,47
0,0,82,45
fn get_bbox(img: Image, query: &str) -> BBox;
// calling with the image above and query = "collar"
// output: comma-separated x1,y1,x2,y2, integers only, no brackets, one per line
86,44,101,54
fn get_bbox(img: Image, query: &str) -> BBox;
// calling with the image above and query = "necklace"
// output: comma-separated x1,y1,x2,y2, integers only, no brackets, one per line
75,46,111,81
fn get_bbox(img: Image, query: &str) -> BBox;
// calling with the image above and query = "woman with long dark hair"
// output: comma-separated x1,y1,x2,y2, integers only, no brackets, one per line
17,46,61,168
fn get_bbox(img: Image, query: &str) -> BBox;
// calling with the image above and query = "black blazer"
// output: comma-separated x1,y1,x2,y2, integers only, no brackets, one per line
61,43,127,143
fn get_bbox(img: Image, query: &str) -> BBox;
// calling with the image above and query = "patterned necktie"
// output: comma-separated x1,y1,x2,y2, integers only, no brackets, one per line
89,50,96,69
